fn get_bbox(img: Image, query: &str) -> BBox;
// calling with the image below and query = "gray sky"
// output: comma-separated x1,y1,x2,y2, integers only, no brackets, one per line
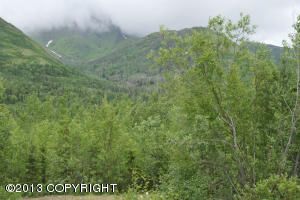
0,0,300,46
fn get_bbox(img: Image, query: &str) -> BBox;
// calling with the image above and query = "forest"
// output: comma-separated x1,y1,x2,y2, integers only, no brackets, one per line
1,14,300,199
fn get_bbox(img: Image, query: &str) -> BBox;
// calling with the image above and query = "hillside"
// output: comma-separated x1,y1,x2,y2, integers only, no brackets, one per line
0,18,120,104
0,18,61,66
31,26,283,90
30,27,207,88
31,25,135,66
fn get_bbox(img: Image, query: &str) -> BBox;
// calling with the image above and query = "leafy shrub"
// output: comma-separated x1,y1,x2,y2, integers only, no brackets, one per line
236,175,300,200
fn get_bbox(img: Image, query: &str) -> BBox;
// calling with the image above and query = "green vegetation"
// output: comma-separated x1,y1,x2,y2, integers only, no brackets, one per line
0,17,126,105
0,18,60,66
31,25,282,91
1,14,300,200
31,26,136,66
0,61,124,105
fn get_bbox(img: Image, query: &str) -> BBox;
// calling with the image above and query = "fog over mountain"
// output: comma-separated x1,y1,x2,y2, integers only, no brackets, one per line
0,0,300,45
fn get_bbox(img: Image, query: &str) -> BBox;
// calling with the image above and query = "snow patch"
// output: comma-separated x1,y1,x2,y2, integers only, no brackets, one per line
45,40,62,58
46,40,53,48
50,50,62,58
122,34,127,40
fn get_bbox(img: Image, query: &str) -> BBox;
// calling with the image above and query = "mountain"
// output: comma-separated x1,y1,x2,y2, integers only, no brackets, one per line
87,27,208,87
0,17,120,104
267,44,283,63
247,42,283,63
31,25,135,66
0,17,61,66
30,26,172,89
30,25,284,90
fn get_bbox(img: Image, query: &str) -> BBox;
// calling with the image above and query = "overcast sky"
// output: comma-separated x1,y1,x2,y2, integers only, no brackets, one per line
0,0,300,46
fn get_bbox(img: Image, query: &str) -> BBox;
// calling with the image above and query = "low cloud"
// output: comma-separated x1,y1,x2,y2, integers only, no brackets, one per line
0,0,300,45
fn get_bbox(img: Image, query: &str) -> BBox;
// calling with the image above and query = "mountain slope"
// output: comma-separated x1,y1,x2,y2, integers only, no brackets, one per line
87,27,284,87
87,32,162,87
0,17,61,66
31,26,284,90
31,25,135,66
0,18,121,104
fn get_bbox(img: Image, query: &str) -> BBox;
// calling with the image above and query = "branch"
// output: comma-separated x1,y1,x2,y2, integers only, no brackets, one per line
282,45,300,168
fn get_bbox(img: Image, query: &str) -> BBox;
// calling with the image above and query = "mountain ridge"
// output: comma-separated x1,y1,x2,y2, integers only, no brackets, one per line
28,23,285,91
31,25,135,66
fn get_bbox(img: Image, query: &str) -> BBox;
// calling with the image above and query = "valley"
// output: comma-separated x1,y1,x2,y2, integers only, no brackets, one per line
1,12,300,200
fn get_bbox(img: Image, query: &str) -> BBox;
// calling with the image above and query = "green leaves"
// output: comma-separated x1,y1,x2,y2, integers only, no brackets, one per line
237,175,300,200
148,13,300,199
1,14,300,200
209,13,256,43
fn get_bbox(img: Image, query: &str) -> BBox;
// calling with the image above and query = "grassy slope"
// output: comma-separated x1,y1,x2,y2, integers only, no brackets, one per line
0,18,60,66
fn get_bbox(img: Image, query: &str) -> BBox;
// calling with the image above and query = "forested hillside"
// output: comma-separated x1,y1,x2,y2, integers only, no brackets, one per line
31,25,283,91
1,14,300,200
0,18,124,105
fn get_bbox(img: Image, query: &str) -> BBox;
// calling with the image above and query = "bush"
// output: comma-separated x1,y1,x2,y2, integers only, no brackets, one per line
0,186,21,200
236,175,300,200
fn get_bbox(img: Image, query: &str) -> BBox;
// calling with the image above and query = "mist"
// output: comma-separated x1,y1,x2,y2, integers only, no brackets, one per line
0,0,300,45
